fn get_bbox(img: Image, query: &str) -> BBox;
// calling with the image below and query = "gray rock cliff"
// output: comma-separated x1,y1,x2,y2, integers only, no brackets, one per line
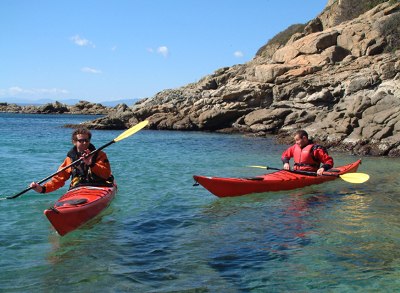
80,1,400,156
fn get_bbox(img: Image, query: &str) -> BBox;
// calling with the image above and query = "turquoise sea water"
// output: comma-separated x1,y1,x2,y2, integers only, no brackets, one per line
1,113,400,292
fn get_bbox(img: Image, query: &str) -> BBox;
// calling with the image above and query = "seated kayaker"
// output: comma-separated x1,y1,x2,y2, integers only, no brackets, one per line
30,127,114,193
281,130,333,176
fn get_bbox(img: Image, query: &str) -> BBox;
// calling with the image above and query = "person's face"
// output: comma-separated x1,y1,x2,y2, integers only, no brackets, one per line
73,134,90,152
294,134,308,148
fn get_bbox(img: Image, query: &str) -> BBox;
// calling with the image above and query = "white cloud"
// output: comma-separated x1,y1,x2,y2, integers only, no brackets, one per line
9,86,25,95
157,46,169,57
81,67,102,74
147,46,169,57
234,51,244,58
0,86,69,97
70,35,95,48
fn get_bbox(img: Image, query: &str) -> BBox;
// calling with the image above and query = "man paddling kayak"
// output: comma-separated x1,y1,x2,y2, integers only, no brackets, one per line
282,130,333,176
30,127,114,193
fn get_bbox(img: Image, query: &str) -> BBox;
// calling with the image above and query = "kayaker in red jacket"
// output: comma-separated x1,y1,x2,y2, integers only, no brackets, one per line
30,127,113,193
281,130,333,176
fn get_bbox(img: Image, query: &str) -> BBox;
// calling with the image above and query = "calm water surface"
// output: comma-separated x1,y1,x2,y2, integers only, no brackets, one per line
0,113,400,292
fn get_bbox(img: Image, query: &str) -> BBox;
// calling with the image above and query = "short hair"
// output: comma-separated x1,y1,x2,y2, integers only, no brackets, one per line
295,129,308,139
72,127,92,142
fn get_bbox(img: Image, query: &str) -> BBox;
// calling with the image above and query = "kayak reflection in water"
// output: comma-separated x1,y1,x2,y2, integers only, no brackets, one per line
30,127,114,194
281,130,334,176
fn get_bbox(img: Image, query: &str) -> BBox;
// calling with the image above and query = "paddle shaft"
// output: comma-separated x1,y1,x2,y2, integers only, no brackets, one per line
267,166,338,178
6,120,149,200
6,140,116,199
248,164,369,183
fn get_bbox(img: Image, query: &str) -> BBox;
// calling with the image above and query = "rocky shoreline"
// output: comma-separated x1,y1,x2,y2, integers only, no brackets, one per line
3,1,400,157
71,1,400,157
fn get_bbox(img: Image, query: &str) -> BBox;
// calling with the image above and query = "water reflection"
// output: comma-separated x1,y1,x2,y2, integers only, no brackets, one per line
292,186,400,290
194,192,335,290
43,208,119,291
192,184,400,291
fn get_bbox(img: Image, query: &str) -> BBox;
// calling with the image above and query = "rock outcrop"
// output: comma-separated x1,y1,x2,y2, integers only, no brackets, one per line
76,1,400,156
0,100,111,115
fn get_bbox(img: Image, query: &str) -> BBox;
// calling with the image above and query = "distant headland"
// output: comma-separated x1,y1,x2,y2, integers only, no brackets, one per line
0,100,111,115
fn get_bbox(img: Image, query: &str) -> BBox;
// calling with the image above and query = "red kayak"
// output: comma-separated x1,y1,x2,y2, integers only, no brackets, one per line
193,160,361,197
44,184,117,236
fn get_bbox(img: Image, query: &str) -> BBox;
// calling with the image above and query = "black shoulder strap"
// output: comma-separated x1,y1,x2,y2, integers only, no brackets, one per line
310,144,328,162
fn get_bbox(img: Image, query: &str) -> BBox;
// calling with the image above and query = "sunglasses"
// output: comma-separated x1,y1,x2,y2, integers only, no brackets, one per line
75,138,90,143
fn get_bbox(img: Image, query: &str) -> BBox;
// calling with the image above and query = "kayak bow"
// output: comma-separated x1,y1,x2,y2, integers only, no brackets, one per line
44,184,117,236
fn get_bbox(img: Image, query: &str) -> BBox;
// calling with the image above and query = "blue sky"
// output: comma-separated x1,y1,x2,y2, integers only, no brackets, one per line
0,0,328,104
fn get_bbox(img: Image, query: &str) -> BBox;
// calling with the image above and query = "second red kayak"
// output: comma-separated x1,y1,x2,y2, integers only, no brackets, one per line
44,184,117,236
193,160,361,197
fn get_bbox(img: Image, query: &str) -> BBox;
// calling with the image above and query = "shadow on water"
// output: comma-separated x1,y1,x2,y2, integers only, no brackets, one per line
97,205,214,292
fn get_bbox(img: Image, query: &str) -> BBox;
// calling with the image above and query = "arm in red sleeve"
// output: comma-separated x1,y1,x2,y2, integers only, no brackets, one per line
42,157,73,193
281,145,295,164
90,151,112,179
314,148,334,171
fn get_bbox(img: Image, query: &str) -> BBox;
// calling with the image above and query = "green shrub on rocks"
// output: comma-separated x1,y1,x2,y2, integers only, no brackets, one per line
256,24,306,58
379,11,400,52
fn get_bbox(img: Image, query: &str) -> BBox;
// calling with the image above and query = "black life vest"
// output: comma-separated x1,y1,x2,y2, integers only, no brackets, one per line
67,144,113,188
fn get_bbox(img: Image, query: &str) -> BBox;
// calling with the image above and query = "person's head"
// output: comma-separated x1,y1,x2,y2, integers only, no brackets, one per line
72,127,92,152
294,130,309,148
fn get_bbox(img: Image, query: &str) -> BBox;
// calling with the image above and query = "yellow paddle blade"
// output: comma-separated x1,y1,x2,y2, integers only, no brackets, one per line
114,120,149,142
339,173,370,184
247,165,268,169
